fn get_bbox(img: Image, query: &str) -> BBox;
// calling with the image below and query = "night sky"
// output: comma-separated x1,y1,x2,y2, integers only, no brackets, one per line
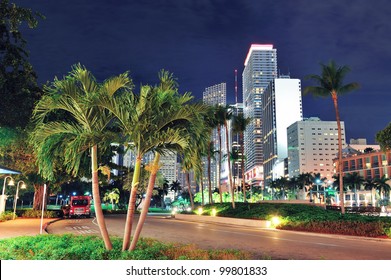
13,0,391,143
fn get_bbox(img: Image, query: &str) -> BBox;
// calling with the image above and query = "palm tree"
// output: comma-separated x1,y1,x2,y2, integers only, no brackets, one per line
275,177,290,200
30,64,133,250
374,175,391,204
268,179,278,200
232,113,251,202
179,126,208,209
96,69,208,250
344,172,364,206
206,140,219,204
155,174,169,209
310,173,326,203
129,151,160,251
304,61,359,214
180,150,196,210
287,176,299,199
363,178,377,206
214,105,225,203
203,107,219,204
229,148,240,199
297,172,313,191
221,105,235,208
170,180,182,198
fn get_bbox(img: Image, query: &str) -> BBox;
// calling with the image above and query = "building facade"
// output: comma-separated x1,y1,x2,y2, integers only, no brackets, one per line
335,149,391,181
287,117,346,182
262,76,303,184
242,44,277,186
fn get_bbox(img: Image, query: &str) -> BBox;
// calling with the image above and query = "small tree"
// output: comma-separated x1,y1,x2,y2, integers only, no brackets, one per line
103,188,120,210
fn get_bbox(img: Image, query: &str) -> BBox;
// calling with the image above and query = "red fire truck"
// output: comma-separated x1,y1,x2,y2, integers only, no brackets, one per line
62,195,92,218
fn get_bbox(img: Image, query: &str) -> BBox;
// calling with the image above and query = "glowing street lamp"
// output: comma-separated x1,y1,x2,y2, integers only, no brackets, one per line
1,176,15,214
13,181,27,219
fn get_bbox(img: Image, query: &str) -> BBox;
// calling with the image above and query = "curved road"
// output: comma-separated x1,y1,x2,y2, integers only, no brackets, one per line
47,214,391,260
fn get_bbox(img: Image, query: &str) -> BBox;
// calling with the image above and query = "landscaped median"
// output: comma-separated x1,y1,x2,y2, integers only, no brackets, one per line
173,202,391,238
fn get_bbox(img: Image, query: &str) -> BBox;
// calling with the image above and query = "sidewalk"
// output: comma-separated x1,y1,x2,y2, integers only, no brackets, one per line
0,218,58,239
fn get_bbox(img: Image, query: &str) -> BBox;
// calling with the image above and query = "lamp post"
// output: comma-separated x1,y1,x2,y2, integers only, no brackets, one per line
40,184,47,234
1,176,15,214
13,181,26,219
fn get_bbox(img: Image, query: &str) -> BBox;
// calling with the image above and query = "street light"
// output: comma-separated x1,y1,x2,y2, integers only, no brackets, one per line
1,176,15,214
316,179,321,203
13,181,26,219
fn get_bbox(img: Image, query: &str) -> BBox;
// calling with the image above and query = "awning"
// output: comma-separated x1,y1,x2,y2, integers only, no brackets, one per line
0,165,21,174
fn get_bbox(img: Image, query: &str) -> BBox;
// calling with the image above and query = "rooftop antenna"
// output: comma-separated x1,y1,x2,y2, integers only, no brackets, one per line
234,69,238,104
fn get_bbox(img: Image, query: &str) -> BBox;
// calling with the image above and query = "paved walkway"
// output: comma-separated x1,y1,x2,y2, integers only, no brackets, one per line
0,218,59,239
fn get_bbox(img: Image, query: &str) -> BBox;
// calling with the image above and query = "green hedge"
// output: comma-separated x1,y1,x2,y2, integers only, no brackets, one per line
0,234,252,260
199,202,391,238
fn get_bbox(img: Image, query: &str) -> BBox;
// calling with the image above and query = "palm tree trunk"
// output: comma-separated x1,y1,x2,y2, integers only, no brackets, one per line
186,172,194,209
218,126,223,203
122,153,142,250
129,153,160,251
207,145,213,204
201,178,205,205
241,133,246,202
225,120,235,209
332,93,345,214
91,145,112,250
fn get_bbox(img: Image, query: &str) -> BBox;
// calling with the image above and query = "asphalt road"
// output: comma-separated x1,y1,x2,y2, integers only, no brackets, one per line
46,214,391,260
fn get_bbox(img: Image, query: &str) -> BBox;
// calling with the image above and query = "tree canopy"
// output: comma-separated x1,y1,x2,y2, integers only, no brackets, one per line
376,122,391,151
0,0,45,128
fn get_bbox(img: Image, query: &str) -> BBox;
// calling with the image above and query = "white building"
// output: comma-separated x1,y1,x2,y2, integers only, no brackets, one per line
349,138,380,153
242,44,277,186
263,76,303,184
112,146,177,184
203,83,226,106
287,117,346,182
159,152,178,184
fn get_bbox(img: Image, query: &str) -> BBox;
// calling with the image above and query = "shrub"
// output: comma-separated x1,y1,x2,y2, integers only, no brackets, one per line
21,209,58,218
0,234,253,260
0,211,15,222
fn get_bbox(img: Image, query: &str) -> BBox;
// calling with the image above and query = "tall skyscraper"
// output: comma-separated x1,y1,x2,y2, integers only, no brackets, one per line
202,82,227,191
287,117,346,182
242,44,277,187
263,76,303,184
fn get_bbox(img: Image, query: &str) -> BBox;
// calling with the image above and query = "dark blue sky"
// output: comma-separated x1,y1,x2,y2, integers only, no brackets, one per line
14,0,391,143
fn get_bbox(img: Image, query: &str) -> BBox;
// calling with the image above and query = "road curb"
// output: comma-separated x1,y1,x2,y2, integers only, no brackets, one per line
42,218,62,234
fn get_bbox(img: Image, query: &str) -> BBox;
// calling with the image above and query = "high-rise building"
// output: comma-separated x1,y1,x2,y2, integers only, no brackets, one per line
242,44,277,186
203,83,226,106
159,152,178,184
287,117,346,182
202,82,227,191
263,76,303,184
